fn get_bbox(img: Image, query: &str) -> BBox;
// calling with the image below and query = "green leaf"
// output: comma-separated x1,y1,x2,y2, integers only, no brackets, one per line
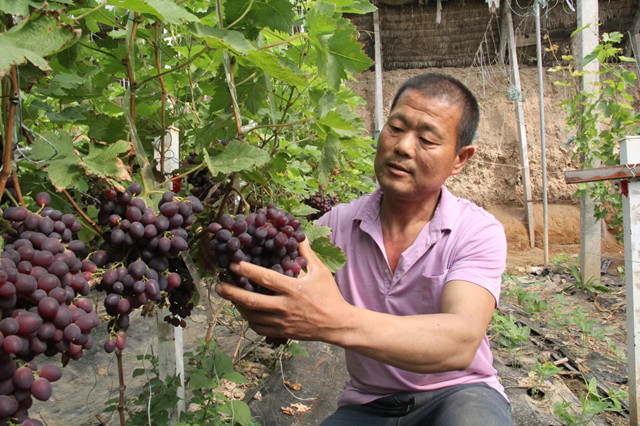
332,0,377,14
226,0,297,34
304,224,332,241
218,400,254,426
324,27,372,89
81,140,133,184
286,341,309,357
0,0,44,16
132,368,146,378
0,13,80,76
307,2,338,36
203,140,269,174
222,371,248,384
29,130,84,190
187,24,253,54
319,133,340,186
87,115,129,144
317,110,360,136
189,371,217,389
311,235,345,272
213,349,235,375
107,0,199,23
240,50,306,87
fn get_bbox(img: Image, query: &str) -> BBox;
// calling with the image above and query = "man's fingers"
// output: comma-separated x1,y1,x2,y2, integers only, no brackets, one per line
296,238,323,272
230,261,296,293
215,281,281,311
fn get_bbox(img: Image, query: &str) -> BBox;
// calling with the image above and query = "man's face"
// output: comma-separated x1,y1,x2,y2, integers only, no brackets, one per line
374,89,473,202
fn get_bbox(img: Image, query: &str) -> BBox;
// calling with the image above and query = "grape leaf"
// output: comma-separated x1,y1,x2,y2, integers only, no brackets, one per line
203,140,269,174
332,0,377,14
303,224,332,241
311,235,345,273
0,13,80,76
324,27,372,89
317,110,361,137
187,24,253,54
80,140,132,185
29,130,84,191
241,50,306,87
319,133,340,187
0,0,44,16
107,0,199,24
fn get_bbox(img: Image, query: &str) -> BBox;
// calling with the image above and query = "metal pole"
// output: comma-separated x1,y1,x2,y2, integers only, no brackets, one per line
535,2,549,264
373,9,384,141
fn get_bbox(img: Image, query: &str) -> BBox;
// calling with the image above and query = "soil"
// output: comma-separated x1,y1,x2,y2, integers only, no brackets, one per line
26,67,632,425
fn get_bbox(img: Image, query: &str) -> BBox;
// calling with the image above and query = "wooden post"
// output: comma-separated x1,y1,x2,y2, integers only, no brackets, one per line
506,4,535,248
564,139,640,423
498,0,511,65
620,135,640,425
577,0,602,284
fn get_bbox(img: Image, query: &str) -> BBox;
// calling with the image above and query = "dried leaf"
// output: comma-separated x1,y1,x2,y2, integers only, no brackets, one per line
285,380,302,391
291,403,311,413
280,407,296,416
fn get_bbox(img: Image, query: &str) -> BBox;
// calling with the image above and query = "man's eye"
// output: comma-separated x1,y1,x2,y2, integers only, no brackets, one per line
389,126,402,133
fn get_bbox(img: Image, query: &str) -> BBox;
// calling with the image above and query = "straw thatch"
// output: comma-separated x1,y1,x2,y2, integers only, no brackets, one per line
347,0,638,70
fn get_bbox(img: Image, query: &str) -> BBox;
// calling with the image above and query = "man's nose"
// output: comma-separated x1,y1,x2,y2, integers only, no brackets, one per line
394,132,415,157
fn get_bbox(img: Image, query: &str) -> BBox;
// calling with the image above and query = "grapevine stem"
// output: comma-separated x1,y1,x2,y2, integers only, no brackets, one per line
206,291,227,343
154,22,167,175
159,163,205,187
0,65,17,198
116,349,127,426
11,165,25,207
260,32,307,50
62,189,104,235
232,321,247,362
73,2,105,21
137,50,206,88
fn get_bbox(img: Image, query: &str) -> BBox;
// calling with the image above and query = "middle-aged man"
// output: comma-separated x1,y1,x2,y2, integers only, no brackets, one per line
214,73,513,425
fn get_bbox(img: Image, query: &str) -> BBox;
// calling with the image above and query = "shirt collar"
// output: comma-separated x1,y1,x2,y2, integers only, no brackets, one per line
355,186,460,234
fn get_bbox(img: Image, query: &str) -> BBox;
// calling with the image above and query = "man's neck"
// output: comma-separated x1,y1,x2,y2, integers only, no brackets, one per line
379,189,441,233
379,189,442,272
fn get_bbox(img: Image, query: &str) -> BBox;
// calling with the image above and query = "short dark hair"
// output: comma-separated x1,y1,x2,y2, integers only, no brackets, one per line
390,73,479,151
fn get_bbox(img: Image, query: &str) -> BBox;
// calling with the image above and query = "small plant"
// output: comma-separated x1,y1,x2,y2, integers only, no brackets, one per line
529,359,563,398
515,287,549,314
553,377,628,425
105,341,259,426
490,312,531,350
553,254,609,294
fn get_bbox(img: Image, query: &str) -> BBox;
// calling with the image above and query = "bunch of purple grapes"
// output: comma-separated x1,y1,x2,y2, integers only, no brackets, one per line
0,194,100,424
304,191,339,220
94,183,203,348
206,205,307,293
0,355,62,425
162,257,195,328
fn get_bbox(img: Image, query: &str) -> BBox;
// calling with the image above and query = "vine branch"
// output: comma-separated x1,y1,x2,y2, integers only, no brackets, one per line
0,65,18,198
62,188,103,235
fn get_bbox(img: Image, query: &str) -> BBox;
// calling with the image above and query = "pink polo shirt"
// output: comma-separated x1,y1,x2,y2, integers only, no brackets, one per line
316,186,507,406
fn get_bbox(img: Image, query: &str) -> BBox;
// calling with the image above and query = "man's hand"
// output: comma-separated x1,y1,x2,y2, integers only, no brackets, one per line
214,239,350,342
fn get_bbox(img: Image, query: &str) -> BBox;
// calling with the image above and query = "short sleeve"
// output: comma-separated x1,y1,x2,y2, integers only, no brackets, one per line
445,216,507,304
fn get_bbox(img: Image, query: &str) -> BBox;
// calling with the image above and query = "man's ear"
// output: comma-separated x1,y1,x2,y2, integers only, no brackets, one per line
450,145,475,176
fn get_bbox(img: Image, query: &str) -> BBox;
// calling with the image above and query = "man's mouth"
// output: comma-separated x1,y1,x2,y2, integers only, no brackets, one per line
387,161,411,174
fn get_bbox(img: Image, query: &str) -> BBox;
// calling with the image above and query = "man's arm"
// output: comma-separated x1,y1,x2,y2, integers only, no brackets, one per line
214,239,496,374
